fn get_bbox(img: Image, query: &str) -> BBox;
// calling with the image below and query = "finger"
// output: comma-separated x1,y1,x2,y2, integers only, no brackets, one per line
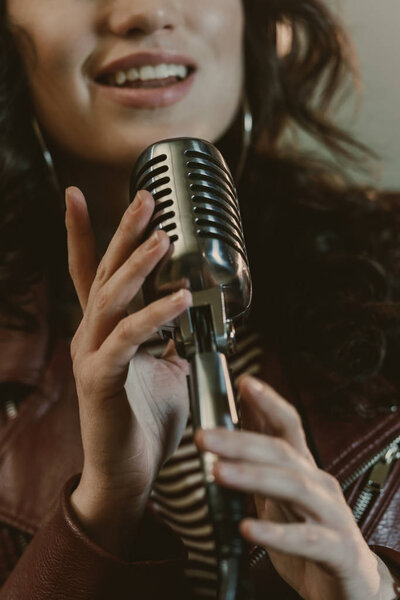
214,461,346,527
65,186,98,311
85,229,171,350
90,190,155,298
161,339,190,374
195,428,312,472
240,519,348,573
98,289,193,374
238,375,313,461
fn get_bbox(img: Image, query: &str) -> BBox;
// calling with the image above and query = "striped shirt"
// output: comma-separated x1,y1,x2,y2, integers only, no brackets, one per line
147,327,264,598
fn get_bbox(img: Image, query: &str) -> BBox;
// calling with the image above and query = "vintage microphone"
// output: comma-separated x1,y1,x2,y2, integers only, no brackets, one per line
130,138,254,600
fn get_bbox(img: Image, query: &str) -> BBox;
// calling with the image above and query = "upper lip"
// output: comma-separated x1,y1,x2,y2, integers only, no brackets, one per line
94,50,197,81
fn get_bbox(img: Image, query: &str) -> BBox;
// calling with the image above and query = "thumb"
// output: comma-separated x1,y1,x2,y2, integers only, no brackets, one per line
162,339,190,374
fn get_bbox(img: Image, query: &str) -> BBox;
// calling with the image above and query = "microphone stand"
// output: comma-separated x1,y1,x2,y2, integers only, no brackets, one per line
177,298,255,600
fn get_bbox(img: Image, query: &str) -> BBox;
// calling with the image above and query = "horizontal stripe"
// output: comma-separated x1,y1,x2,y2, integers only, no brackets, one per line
230,348,263,374
180,537,216,553
152,486,206,509
152,493,209,517
185,569,218,581
234,332,262,353
151,502,209,525
154,519,214,540
158,458,201,478
187,551,218,567
184,561,218,575
163,446,199,466
153,471,203,494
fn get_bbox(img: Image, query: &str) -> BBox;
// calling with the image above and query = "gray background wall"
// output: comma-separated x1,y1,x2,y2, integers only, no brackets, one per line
301,0,399,190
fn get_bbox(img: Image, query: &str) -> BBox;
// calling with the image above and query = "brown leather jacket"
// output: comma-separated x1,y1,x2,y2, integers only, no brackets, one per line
0,285,400,599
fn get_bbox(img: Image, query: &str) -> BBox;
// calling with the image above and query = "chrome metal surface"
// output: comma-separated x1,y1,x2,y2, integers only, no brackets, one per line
130,138,252,354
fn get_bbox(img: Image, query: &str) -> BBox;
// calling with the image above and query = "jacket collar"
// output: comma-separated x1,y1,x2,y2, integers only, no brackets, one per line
280,354,400,485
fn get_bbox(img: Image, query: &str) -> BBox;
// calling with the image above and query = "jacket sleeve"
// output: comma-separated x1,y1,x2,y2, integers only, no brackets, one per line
0,476,190,600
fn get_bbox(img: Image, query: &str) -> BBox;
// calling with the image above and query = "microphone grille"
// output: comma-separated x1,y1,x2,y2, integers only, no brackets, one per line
130,138,248,264
132,152,178,243
184,148,247,263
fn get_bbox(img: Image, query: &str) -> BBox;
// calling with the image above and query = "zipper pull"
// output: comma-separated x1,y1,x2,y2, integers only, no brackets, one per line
366,445,400,493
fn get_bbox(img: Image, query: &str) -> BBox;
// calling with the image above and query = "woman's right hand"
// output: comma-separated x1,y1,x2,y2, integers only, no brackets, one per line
64,186,192,554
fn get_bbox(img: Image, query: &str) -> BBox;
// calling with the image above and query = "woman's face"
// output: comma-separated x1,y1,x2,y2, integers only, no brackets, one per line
7,0,244,170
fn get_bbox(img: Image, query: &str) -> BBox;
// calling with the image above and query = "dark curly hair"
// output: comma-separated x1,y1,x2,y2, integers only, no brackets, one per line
1,0,399,416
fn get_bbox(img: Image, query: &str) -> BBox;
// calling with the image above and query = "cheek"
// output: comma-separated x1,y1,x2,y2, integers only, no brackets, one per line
192,0,244,111
194,0,244,136
7,4,93,116
192,0,244,63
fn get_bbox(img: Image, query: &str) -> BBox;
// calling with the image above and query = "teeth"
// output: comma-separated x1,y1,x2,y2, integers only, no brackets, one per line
110,63,189,86
115,70,127,85
127,67,140,81
139,65,155,80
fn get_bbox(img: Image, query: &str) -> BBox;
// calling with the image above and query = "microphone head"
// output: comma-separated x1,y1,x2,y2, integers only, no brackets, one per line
130,138,252,323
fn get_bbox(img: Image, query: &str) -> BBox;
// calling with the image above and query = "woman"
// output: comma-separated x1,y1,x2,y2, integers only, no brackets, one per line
0,0,400,598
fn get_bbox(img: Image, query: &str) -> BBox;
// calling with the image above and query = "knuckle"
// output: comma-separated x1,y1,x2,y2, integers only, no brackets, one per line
304,525,319,546
117,317,132,342
293,473,312,495
272,437,293,460
321,472,342,495
286,405,302,429
128,251,147,276
146,302,161,321
75,359,97,396
95,262,107,284
118,217,132,237
94,288,109,312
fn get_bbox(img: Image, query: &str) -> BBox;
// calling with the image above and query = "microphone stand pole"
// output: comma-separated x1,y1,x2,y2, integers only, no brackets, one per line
182,304,255,600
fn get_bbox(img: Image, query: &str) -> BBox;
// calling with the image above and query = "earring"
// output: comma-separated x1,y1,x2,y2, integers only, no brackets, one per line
235,91,253,184
276,20,293,58
32,117,62,194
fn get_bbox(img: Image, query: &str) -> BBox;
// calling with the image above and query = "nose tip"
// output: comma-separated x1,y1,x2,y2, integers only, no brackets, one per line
108,6,177,37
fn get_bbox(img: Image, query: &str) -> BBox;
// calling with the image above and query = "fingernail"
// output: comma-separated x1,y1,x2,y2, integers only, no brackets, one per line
131,191,144,212
66,186,84,211
245,376,264,394
65,187,73,211
146,230,161,250
170,289,186,303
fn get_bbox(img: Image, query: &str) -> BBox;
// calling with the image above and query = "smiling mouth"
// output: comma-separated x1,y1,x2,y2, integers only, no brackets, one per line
95,65,196,89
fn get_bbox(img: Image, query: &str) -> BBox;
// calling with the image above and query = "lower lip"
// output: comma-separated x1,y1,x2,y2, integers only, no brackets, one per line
93,70,196,109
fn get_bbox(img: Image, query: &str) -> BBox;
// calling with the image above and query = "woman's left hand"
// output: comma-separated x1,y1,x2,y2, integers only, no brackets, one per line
195,375,397,600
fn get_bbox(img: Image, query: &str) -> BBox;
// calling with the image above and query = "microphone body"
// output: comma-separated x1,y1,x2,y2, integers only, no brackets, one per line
130,138,254,600
130,137,251,355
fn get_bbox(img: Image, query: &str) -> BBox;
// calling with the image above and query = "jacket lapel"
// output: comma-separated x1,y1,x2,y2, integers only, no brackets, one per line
258,345,400,485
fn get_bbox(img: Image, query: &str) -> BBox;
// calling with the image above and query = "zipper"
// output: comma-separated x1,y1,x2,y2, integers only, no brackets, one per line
249,434,400,569
341,434,400,492
350,441,400,523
